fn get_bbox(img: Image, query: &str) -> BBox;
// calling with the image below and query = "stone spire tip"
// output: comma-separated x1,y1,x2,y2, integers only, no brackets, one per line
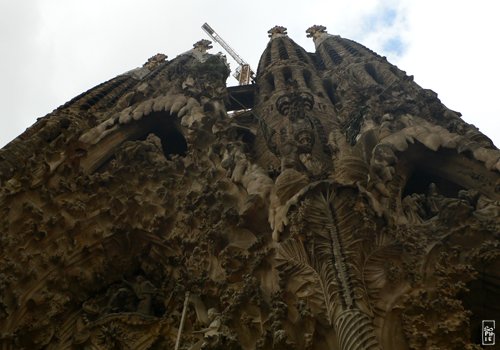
193,39,213,52
306,25,328,38
268,26,288,39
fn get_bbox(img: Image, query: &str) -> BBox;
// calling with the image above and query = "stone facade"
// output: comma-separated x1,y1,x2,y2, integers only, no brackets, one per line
0,25,499,349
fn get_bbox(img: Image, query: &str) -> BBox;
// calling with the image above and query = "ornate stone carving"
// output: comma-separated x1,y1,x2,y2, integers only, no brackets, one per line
193,39,213,52
276,183,380,349
0,25,499,350
143,53,168,70
306,25,327,38
268,26,288,38
260,87,329,179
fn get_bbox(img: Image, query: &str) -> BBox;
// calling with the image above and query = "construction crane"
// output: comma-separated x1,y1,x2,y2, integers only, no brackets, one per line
202,23,254,85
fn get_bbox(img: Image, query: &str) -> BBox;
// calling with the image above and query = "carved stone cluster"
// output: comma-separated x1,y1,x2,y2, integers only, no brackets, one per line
306,24,327,37
0,26,498,350
143,53,168,69
268,25,288,38
193,39,213,51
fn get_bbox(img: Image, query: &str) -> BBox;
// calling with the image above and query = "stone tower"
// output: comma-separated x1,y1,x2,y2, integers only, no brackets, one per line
0,26,498,349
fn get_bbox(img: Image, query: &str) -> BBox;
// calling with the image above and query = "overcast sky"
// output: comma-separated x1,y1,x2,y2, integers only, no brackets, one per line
1,0,499,147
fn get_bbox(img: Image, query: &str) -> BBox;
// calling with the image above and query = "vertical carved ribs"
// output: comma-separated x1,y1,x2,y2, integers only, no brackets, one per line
335,309,380,350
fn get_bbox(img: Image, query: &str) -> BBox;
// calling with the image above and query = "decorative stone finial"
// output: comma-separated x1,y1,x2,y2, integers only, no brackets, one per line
306,25,331,48
143,53,168,69
306,25,327,38
268,26,288,39
193,39,213,53
183,39,213,63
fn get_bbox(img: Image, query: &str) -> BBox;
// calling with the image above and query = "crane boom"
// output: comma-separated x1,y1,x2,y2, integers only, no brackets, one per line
202,23,253,85
202,23,247,66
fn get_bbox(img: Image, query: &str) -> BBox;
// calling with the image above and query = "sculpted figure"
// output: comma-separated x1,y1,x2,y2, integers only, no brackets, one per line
118,276,157,315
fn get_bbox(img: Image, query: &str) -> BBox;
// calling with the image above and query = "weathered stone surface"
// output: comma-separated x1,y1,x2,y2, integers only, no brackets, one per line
0,26,498,349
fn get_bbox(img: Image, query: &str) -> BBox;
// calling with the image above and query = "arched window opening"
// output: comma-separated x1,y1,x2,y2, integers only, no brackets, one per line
90,111,187,174
148,117,187,158
277,39,289,60
322,79,338,106
340,40,361,56
264,48,272,67
303,70,313,91
365,63,384,85
324,42,342,65
266,73,275,92
283,67,293,84
402,168,463,198
295,47,307,62
309,53,326,70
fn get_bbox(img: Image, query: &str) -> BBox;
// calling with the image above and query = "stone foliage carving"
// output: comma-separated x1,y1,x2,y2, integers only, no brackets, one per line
0,27,499,349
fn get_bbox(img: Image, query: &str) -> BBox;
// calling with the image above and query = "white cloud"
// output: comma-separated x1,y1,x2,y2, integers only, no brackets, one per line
391,1,500,146
0,0,498,148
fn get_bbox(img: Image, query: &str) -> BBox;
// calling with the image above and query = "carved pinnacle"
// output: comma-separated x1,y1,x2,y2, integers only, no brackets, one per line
143,53,168,69
268,26,288,38
193,39,213,52
306,25,328,38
